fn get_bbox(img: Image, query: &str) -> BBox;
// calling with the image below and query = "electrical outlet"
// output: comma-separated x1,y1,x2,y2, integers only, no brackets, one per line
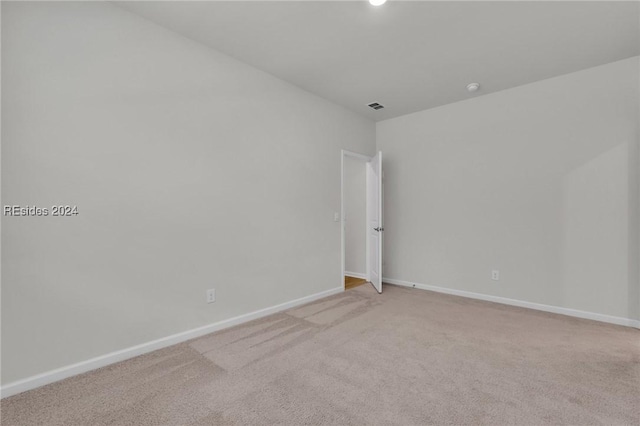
491,270,500,281
206,289,216,304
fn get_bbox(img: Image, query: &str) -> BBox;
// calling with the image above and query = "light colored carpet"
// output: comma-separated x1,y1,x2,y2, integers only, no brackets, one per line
2,284,639,425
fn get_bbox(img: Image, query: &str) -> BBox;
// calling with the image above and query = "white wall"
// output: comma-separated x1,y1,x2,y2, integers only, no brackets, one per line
377,57,640,321
1,2,374,385
344,156,366,276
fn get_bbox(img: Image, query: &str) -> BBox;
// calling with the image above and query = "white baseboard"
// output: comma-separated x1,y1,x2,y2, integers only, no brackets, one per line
344,271,366,280
384,278,640,330
0,286,343,399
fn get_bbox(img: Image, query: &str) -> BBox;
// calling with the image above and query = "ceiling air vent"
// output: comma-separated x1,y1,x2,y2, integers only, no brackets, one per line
368,102,384,110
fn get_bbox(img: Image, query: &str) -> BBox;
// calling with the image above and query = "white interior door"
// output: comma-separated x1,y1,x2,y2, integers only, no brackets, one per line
367,151,383,293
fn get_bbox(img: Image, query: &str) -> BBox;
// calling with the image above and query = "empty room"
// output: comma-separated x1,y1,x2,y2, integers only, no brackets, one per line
1,1,639,425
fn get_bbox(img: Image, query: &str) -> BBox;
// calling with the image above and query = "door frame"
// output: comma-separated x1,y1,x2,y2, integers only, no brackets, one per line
340,149,373,291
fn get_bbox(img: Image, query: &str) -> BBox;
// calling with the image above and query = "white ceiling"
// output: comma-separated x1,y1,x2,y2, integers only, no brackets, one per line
117,1,640,121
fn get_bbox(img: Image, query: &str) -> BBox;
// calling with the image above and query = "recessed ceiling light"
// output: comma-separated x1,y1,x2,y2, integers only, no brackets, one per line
466,83,480,92
369,0,387,6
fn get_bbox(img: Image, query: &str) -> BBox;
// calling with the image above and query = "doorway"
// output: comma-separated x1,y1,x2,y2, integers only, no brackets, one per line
340,150,383,293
